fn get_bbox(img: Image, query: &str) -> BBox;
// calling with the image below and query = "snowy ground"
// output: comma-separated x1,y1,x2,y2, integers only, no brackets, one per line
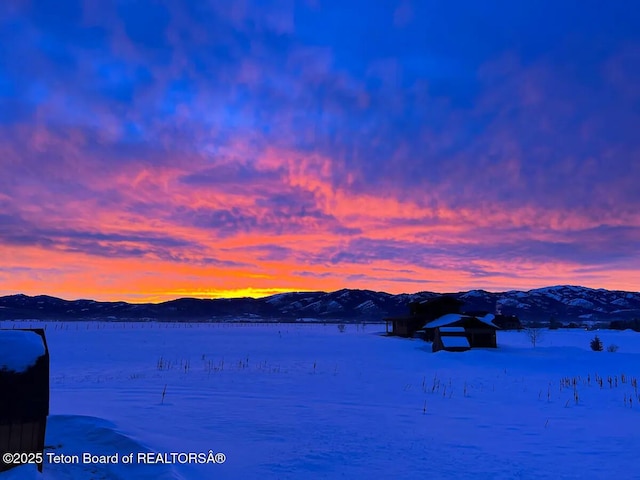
1,321,639,479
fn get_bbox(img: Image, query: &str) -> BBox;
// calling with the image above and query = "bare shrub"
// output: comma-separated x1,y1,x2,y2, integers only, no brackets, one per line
525,327,544,347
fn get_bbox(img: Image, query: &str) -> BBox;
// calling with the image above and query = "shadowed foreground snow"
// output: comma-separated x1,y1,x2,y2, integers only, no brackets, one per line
1,322,639,479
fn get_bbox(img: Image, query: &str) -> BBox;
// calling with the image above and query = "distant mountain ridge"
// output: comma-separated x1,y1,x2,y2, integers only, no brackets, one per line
1,286,640,325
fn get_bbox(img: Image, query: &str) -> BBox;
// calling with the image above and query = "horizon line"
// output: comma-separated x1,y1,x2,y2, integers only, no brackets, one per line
1,284,636,305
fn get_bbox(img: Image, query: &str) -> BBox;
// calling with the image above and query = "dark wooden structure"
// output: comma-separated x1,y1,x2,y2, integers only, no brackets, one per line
384,316,419,337
492,314,522,330
432,326,471,352
409,296,463,318
427,314,499,352
0,329,49,473
384,296,463,337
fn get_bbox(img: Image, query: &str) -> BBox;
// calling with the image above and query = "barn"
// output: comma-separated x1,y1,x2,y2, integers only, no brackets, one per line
0,329,50,473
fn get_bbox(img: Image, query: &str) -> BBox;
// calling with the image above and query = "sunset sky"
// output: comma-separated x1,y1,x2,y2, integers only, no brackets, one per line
1,1,639,302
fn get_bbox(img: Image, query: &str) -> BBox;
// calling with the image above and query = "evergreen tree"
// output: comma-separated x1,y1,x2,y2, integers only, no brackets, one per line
590,335,603,351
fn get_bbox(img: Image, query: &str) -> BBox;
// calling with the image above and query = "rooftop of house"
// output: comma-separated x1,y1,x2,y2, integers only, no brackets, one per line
417,296,463,306
425,313,498,329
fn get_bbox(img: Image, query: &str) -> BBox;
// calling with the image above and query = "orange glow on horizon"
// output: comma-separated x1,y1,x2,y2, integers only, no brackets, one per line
2,134,638,303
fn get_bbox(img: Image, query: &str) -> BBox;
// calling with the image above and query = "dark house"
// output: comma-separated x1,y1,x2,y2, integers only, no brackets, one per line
427,313,499,352
0,329,49,473
384,296,463,337
384,316,422,337
409,296,463,319
492,314,522,330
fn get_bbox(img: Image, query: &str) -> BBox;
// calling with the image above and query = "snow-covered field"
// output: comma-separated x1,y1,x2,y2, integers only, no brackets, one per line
1,321,640,479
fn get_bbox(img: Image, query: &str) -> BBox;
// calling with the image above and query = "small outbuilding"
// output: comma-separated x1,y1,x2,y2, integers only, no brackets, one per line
427,313,499,352
0,329,49,473
432,326,471,352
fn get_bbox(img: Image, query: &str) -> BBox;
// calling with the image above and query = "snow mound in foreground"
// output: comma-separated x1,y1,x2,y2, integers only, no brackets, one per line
6,415,182,480
0,330,45,372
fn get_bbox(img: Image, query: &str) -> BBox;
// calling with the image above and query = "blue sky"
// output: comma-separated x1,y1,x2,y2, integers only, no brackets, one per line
1,0,639,300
